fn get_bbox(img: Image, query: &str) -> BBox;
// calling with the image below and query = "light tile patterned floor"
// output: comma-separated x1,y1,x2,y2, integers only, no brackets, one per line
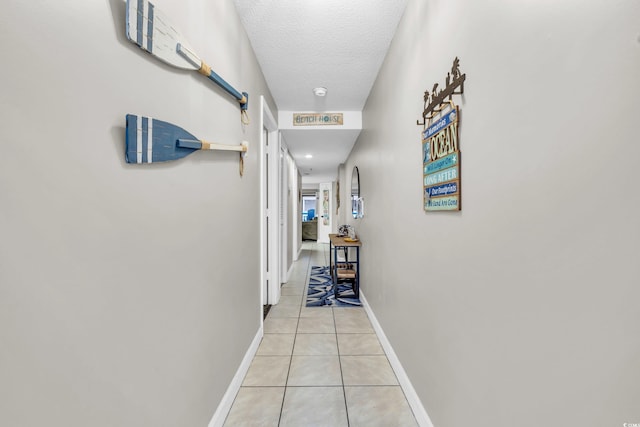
223,241,418,427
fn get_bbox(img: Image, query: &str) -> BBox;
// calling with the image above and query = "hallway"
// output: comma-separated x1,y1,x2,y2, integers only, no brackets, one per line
223,242,418,426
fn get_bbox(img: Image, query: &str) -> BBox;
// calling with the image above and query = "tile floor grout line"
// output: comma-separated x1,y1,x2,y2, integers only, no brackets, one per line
324,238,351,426
276,245,313,426
239,384,403,388
333,305,351,427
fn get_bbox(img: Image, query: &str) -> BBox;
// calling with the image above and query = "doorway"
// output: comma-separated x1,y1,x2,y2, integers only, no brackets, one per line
302,195,317,222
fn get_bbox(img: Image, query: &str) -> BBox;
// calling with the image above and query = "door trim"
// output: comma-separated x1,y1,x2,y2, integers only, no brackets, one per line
260,96,280,313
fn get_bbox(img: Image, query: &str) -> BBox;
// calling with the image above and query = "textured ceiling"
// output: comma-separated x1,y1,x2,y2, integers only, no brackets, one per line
233,0,408,183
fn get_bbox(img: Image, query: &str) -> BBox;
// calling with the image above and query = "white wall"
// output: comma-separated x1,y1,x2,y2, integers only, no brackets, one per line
345,0,640,426
0,1,275,426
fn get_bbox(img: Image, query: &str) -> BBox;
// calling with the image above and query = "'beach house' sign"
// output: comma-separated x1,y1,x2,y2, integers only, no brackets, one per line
293,113,343,126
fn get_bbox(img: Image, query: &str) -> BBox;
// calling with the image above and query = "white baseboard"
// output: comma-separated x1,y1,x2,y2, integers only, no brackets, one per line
208,327,263,427
360,292,435,427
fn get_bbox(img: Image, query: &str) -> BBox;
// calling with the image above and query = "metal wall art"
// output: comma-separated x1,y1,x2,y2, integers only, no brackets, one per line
417,57,466,211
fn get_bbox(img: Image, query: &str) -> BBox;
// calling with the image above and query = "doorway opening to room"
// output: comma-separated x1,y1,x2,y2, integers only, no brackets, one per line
301,193,318,241
302,195,316,222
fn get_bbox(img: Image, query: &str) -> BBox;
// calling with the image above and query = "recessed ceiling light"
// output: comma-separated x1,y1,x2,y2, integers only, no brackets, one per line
305,154,313,158
313,87,327,97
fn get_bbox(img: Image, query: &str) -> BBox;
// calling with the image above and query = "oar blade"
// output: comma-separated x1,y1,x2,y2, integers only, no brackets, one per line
125,0,198,71
125,115,198,164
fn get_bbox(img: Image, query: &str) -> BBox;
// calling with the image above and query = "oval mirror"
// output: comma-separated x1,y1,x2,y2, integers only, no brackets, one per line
351,166,360,219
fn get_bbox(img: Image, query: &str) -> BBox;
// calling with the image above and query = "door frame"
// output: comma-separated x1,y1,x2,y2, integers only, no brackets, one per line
260,96,280,311
279,143,291,284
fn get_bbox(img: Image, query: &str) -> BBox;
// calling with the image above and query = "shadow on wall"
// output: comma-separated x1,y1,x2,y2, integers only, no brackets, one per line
107,0,129,47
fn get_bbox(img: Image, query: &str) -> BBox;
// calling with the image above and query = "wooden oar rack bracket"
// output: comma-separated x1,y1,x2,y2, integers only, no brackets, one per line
416,57,466,127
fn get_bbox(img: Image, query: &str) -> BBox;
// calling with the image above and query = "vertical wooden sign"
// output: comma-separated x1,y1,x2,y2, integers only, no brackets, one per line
417,57,466,212
423,107,461,211
322,190,330,225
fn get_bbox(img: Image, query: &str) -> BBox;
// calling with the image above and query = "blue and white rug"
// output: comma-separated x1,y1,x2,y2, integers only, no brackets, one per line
306,266,361,307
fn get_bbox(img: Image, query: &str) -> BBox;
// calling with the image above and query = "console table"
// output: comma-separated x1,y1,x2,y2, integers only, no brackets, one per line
329,234,362,299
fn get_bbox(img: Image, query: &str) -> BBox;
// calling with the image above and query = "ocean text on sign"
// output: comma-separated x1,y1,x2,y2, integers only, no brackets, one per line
429,120,458,161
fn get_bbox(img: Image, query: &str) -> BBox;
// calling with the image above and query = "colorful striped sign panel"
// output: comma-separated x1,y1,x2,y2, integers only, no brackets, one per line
425,180,459,198
424,166,458,186
422,109,458,139
425,195,460,211
424,152,458,175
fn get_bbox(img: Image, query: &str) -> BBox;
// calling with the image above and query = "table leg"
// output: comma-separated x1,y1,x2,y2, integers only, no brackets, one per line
355,246,360,298
332,243,339,299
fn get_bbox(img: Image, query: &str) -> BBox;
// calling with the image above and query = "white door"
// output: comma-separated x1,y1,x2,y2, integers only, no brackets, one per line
317,182,332,243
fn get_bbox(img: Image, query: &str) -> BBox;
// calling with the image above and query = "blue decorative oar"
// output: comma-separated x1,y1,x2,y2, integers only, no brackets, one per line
125,114,248,175
125,0,249,124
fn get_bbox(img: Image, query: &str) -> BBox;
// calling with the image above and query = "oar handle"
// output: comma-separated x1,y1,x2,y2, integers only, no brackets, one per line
177,139,248,177
177,43,249,123
202,140,248,152
198,62,249,110
177,139,248,153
